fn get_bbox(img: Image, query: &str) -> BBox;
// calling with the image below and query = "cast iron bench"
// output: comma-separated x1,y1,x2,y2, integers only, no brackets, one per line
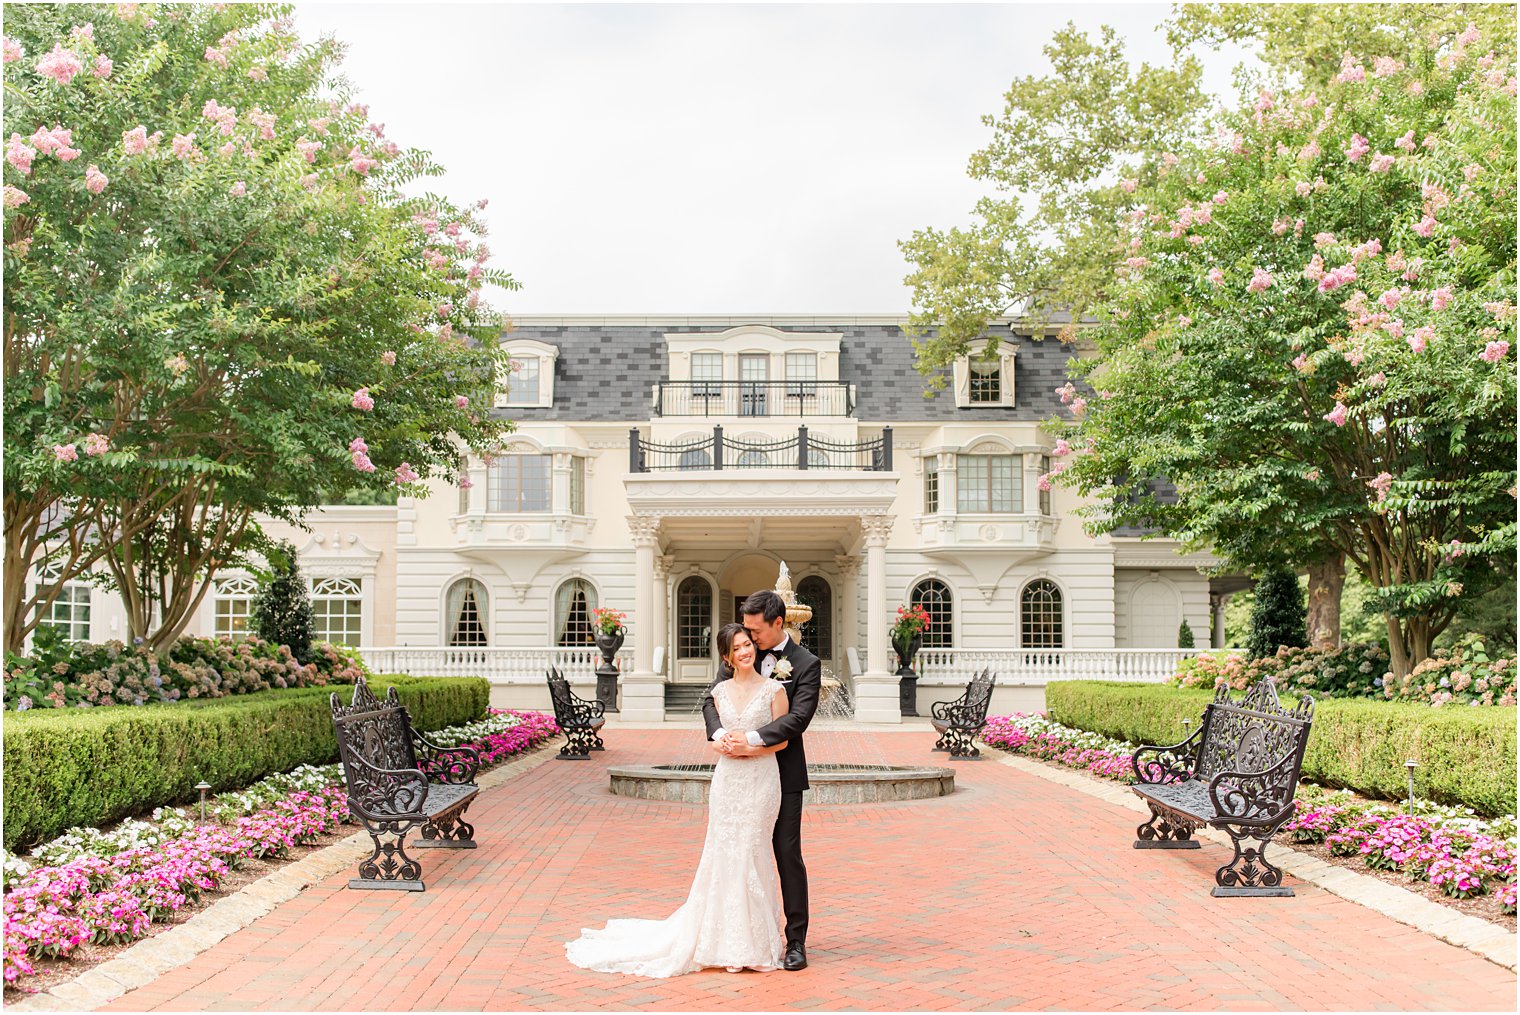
929,668,995,758
1130,678,1315,896
547,666,605,759
330,677,481,891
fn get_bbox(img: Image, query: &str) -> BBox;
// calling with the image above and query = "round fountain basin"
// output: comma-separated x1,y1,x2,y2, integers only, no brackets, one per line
608,763,955,804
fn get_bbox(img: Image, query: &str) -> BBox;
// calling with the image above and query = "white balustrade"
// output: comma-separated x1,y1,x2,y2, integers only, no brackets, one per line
360,646,633,683
909,647,1211,686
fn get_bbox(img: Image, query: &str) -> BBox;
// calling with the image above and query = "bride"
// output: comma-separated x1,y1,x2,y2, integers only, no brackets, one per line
565,623,789,976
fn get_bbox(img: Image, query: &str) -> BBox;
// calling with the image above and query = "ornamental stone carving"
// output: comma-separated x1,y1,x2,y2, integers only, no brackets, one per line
859,515,895,546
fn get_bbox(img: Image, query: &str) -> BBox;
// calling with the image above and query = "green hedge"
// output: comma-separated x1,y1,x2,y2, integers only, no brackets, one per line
1045,681,1517,817
2,675,487,850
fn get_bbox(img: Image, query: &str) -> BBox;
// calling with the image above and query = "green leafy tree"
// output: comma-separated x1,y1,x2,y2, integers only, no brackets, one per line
1247,566,1309,660
1178,619,1196,648
1055,22,1515,677
3,4,518,651
252,541,312,663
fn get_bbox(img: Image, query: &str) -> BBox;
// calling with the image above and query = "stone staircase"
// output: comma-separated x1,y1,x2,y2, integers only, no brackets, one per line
663,682,710,717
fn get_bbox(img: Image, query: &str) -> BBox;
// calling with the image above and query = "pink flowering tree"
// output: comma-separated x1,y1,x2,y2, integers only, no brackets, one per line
1057,25,1516,677
3,4,517,651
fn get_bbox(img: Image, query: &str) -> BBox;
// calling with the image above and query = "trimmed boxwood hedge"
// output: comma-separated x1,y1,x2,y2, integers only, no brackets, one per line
1045,681,1517,818
2,675,487,850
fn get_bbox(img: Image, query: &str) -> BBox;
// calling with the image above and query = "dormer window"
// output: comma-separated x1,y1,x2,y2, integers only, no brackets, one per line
497,339,559,408
953,339,1018,408
691,352,722,398
786,352,818,397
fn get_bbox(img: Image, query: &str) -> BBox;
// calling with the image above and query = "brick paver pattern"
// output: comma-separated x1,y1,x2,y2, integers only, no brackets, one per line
100,729,1517,1011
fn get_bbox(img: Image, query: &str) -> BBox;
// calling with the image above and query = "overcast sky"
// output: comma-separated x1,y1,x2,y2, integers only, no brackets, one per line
294,2,1250,314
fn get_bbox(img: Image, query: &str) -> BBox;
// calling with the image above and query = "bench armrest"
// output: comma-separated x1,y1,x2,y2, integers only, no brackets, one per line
409,729,481,785
566,693,604,723
930,696,969,720
1208,752,1301,826
1131,725,1203,785
936,701,988,729
340,754,431,820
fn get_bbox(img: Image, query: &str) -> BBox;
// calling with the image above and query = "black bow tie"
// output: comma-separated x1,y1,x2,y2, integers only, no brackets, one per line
761,649,780,661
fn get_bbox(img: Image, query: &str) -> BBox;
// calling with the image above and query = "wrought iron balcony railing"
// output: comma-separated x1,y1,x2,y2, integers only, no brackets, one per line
629,425,892,473
653,381,855,417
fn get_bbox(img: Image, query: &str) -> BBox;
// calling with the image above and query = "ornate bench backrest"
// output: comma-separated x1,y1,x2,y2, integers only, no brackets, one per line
330,678,422,814
1195,679,1315,786
546,667,574,725
965,668,995,722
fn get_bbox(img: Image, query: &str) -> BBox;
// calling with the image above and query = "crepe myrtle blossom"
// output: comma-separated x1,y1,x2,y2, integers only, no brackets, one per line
454,395,469,409
350,388,374,411
1292,353,1312,373
121,125,156,154
347,146,377,175
1345,134,1371,162
1318,264,1357,293
380,350,396,366
394,462,419,485
1367,472,1393,502
1247,267,1274,294
5,135,35,174
1054,382,1076,405
228,181,246,197
83,433,110,457
1366,372,1387,388
31,125,80,161
1369,153,1395,173
3,185,29,208
1481,341,1510,363
1323,402,1349,427
1413,214,1438,238
35,43,84,84
1408,326,1434,353
1430,287,1455,311
294,136,321,162
171,133,197,160
1335,52,1366,84
53,443,79,462
93,54,112,78
1207,267,1225,286
2,37,22,63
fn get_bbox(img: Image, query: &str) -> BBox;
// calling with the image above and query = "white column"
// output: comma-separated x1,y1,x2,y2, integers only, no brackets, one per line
833,553,860,672
852,515,900,724
1210,593,1228,649
620,515,665,720
653,555,674,674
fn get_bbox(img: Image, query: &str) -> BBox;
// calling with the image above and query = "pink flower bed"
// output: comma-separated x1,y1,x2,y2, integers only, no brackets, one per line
980,713,1140,783
3,710,559,987
1288,805,1516,905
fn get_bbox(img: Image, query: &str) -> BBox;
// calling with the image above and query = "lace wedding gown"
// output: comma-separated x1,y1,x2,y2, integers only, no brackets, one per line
565,679,785,976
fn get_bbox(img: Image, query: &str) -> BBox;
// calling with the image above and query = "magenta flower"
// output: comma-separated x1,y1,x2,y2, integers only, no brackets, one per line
455,395,469,409
458,474,473,490
1323,402,1349,427
351,388,375,412
1480,341,1510,363
35,43,84,84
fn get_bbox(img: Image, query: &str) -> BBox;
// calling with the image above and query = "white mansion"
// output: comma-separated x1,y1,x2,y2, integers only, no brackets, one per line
38,316,1236,721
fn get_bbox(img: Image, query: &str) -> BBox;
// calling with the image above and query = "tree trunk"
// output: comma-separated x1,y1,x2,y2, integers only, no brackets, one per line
1386,614,1436,680
1305,553,1345,650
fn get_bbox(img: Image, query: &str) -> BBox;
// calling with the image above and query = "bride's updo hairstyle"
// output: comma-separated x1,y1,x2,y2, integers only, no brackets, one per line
715,622,749,665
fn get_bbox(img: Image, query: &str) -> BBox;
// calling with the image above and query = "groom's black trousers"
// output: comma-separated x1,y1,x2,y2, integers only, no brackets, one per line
773,791,808,945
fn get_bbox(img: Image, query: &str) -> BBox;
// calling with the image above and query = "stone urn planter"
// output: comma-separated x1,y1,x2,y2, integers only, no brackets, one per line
594,626,625,713
892,630,923,717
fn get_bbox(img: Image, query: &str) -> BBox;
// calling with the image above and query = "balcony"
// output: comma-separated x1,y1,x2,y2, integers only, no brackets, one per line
653,381,855,417
629,425,891,473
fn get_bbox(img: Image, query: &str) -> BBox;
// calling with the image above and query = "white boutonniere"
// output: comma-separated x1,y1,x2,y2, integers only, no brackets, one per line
773,659,793,680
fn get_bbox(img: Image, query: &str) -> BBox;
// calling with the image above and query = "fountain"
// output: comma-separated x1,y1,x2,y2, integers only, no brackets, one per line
608,562,956,804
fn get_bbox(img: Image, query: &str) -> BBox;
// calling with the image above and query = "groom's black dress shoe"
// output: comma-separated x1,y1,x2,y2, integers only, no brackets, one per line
783,943,807,971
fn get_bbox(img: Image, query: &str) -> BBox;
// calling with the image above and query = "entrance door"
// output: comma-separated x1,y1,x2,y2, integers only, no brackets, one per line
739,354,768,416
673,575,716,683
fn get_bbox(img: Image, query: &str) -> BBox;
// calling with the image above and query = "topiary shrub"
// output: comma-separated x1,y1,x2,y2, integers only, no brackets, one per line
1247,566,1307,660
253,542,314,664
1178,619,1195,648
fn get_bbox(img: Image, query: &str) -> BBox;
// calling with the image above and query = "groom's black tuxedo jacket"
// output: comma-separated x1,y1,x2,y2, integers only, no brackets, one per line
701,637,822,794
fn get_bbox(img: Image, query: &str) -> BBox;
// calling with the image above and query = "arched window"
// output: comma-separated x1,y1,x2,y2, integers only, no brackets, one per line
445,578,489,646
311,578,363,647
677,576,712,658
736,449,769,467
555,578,598,646
679,447,712,470
1021,579,1064,649
796,575,832,660
214,576,260,639
910,578,953,648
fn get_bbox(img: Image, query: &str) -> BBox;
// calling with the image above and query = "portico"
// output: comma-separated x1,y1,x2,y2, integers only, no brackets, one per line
619,470,903,723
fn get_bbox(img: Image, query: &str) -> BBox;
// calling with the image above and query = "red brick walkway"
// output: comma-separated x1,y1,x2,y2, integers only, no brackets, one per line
101,729,1516,1011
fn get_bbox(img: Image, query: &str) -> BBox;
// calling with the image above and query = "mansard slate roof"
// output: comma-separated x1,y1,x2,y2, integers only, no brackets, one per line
492,319,1079,423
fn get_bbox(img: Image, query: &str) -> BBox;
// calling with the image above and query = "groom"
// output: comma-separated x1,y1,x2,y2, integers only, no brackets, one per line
702,588,821,971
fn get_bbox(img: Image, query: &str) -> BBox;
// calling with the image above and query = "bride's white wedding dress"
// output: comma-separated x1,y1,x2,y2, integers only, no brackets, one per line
565,679,785,977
